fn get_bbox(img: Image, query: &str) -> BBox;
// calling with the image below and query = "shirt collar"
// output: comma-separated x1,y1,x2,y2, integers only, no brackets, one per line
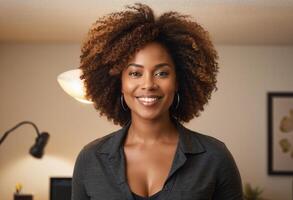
96,119,206,157
174,119,206,154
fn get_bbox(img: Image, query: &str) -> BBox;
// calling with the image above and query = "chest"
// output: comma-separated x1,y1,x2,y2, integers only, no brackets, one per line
123,143,177,196
85,152,217,200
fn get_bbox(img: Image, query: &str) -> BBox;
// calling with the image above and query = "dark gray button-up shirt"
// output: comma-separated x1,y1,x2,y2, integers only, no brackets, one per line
72,121,243,200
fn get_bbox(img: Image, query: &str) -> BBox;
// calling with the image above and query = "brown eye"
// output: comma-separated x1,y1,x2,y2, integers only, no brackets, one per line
155,71,169,77
129,71,142,77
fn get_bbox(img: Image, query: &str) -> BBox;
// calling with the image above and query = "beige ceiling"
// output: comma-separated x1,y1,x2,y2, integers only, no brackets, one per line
0,0,293,45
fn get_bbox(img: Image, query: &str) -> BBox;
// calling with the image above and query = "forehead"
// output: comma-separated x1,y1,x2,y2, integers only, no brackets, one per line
128,42,174,66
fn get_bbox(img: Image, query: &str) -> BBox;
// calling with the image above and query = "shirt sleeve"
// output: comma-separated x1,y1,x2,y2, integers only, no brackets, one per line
212,144,243,200
72,148,90,200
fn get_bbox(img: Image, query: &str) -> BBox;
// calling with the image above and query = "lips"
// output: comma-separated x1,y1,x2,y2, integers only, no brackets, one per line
136,95,162,106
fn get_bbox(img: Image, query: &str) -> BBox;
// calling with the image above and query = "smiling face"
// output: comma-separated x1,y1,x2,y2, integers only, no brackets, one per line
121,42,178,122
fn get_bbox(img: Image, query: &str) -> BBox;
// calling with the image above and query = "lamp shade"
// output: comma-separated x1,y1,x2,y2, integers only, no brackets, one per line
29,132,49,158
57,69,93,104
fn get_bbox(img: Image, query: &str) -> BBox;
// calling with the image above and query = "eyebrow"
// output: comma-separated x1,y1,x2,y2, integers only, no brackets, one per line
127,63,172,69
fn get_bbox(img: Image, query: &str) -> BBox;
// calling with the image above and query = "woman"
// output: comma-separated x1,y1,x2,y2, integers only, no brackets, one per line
72,3,243,200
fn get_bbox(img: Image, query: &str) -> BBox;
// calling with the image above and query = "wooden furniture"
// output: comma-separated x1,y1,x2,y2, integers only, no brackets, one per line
14,194,33,200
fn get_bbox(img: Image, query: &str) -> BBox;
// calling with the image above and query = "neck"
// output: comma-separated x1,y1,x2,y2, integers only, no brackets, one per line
126,114,178,145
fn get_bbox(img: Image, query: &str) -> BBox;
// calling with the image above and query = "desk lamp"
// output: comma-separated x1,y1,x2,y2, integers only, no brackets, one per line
0,121,49,158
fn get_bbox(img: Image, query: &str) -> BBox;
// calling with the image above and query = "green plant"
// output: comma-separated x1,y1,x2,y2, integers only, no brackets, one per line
243,183,268,200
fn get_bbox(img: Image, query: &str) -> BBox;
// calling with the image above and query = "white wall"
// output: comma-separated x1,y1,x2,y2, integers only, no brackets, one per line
0,43,292,200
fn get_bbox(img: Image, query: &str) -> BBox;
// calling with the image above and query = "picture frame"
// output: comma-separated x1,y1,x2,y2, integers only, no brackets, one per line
268,92,293,175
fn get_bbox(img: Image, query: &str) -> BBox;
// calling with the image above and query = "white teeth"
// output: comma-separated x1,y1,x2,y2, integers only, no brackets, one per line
137,97,161,106
138,97,158,102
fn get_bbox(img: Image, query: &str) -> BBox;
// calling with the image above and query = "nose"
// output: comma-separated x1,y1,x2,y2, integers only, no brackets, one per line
141,73,157,90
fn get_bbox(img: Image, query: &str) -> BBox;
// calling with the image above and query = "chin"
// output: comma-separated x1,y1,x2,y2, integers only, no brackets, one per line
132,109,169,121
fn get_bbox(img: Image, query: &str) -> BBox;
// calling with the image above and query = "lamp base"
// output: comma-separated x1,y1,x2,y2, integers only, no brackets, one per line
14,194,33,200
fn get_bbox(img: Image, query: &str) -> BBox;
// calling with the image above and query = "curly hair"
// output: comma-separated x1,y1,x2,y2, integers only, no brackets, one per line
80,3,219,126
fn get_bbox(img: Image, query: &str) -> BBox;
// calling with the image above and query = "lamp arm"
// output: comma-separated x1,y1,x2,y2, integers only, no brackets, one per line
0,121,40,145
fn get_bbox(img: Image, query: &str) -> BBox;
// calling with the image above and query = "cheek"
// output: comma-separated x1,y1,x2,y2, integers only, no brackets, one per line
121,74,136,94
162,79,177,94
122,81,135,94
121,72,127,93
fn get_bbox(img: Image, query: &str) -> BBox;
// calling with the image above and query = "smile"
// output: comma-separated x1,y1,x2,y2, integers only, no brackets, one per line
136,96,162,106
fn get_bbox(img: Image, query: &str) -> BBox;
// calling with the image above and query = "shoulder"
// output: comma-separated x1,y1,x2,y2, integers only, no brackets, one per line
84,130,118,150
182,130,244,198
182,125,234,162
183,126,242,182
185,126,227,150
198,132,228,155
76,128,121,160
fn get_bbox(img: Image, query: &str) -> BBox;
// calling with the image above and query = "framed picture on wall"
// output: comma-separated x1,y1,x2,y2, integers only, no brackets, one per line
268,92,293,175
